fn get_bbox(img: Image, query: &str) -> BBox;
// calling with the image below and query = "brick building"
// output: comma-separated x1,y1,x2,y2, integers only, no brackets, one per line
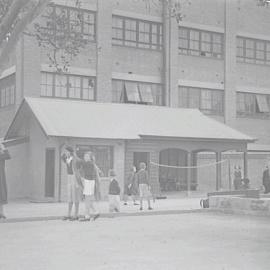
0,0,270,200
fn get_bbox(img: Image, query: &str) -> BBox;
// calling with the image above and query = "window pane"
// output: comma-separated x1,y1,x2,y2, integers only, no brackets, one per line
189,88,200,108
55,75,67,97
178,87,189,108
212,91,223,114
152,84,163,105
41,72,53,97
112,80,124,102
83,12,95,39
82,78,95,100
256,94,269,112
124,82,141,102
69,76,81,99
139,83,153,103
201,90,212,110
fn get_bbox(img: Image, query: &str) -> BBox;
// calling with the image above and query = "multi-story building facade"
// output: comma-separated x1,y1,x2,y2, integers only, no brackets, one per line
1,0,270,200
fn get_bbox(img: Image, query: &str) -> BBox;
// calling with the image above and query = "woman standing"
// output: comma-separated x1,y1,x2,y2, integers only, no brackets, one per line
0,143,11,220
79,151,100,222
61,146,83,221
123,166,138,206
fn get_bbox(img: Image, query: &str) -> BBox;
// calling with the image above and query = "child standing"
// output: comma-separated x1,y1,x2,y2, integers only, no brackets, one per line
136,162,153,211
108,170,121,213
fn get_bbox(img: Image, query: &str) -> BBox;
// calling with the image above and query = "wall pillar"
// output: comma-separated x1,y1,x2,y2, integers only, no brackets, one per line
96,0,113,102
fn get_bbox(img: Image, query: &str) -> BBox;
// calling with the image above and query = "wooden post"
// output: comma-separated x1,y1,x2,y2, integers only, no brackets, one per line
243,151,248,179
216,152,222,191
187,151,192,196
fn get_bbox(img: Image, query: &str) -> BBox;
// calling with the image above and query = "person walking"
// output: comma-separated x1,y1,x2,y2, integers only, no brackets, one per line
0,143,10,220
108,170,121,213
233,166,242,190
79,151,100,222
136,162,153,211
262,166,270,194
123,166,139,206
61,146,83,221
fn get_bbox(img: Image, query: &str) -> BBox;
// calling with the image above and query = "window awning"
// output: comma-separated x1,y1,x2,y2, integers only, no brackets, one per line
256,95,269,113
124,82,141,102
139,84,154,103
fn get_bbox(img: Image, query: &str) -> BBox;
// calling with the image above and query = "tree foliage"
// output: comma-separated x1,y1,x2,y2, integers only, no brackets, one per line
31,1,89,73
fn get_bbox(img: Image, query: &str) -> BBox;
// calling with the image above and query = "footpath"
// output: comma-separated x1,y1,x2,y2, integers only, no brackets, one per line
1,195,204,223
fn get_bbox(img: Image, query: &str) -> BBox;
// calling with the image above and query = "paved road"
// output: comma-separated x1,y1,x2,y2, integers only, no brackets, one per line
0,212,269,270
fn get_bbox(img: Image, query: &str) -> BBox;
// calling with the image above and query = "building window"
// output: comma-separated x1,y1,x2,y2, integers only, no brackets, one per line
178,27,223,58
41,72,95,101
236,92,270,117
42,4,96,41
0,74,16,109
77,145,114,177
112,16,163,50
178,86,224,115
112,80,164,106
237,37,270,65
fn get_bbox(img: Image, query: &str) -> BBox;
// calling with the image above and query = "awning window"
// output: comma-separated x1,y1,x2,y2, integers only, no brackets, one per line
139,84,154,103
124,82,141,102
256,94,270,113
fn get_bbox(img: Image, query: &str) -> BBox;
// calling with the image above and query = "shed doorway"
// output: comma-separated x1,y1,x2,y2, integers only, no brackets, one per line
159,149,188,192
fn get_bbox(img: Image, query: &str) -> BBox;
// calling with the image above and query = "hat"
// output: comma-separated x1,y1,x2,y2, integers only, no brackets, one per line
65,146,74,153
109,169,116,177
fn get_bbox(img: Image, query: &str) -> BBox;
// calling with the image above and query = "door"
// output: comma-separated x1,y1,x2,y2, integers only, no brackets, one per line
133,152,150,172
45,148,55,197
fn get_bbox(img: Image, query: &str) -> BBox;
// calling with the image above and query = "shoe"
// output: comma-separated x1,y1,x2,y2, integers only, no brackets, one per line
0,215,6,220
123,203,127,206
134,203,139,206
70,216,79,221
148,207,153,210
62,216,71,221
79,217,91,222
114,208,120,212
93,213,100,221
140,207,143,211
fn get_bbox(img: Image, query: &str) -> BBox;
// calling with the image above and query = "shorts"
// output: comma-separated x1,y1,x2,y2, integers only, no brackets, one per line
67,175,81,203
139,184,151,198
83,179,95,196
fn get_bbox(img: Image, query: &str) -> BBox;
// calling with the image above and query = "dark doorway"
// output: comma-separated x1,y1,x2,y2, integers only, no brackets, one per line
159,149,188,191
133,152,150,171
45,148,55,197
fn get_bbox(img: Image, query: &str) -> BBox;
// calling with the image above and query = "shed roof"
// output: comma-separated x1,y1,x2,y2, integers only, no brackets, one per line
5,97,255,142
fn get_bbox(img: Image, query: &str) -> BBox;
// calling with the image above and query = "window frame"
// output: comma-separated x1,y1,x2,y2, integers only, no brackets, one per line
0,74,16,109
42,4,96,42
76,145,114,177
237,36,270,66
112,15,163,51
178,27,224,59
40,72,96,101
236,91,270,117
112,79,164,106
178,86,224,115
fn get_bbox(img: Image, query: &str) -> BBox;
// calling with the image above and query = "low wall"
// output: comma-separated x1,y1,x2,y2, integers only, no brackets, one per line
209,195,270,216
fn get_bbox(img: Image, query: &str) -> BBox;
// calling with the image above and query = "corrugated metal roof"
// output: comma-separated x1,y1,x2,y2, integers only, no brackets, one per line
7,97,255,142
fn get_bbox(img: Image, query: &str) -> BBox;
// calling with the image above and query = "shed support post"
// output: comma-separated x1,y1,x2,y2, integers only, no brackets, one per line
216,151,222,191
187,151,192,196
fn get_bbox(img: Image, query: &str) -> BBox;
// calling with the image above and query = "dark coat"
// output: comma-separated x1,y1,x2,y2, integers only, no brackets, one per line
0,149,11,204
263,169,270,186
109,178,121,195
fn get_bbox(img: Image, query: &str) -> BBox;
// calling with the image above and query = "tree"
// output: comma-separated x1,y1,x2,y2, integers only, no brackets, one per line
0,0,50,73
